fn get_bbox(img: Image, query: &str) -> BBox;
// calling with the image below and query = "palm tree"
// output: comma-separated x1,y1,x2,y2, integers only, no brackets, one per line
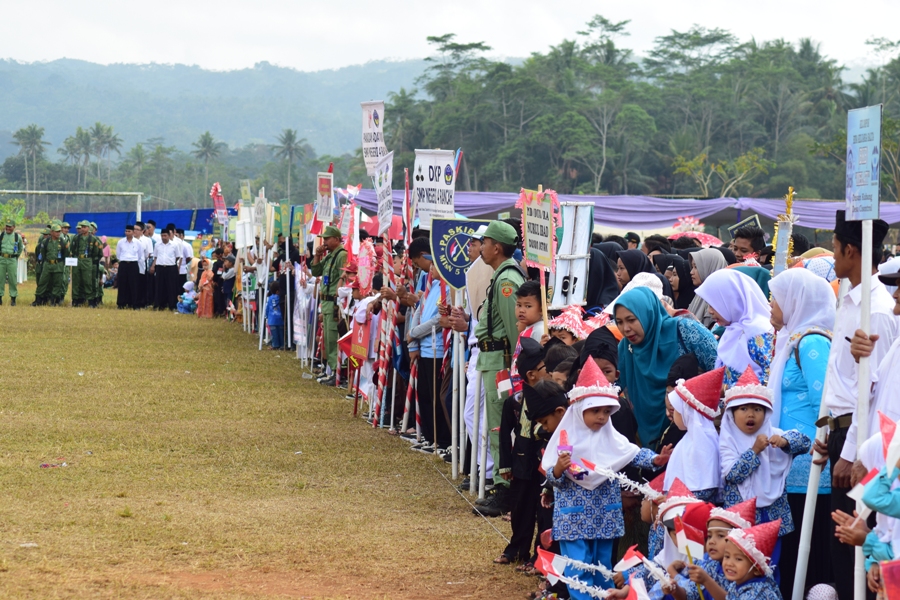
271,129,306,202
12,124,50,211
105,129,123,182
75,127,93,189
191,131,225,200
125,143,147,180
11,128,29,192
89,122,111,181
58,136,81,187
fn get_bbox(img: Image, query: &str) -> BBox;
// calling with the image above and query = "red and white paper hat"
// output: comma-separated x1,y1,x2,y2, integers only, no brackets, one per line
567,358,620,406
709,498,757,529
658,477,700,521
724,366,773,408
726,519,781,577
549,305,591,341
674,367,725,420
647,472,666,497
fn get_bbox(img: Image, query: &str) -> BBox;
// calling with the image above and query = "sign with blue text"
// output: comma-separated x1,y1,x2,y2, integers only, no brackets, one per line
430,219,490,290
846,104,882,221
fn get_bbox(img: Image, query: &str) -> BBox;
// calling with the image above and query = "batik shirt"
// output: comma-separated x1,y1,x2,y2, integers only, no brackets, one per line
724,333,775,388
677,555,733,600
726,575,781,600
722,429,810,536
676,318,719,373
546,448,659,541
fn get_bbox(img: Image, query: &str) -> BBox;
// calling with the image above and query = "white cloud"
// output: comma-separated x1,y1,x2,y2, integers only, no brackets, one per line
3,0,892,72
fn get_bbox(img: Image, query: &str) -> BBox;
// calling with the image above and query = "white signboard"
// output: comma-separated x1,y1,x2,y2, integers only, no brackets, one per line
413,149,456,230
361,101,388,176
316,172,334,223
374,151,394,237
65,257,78,267
522,189,555,271
846,104,882,221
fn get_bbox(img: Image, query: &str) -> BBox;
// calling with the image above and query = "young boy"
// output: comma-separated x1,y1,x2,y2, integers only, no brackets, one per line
547,305,589,345
511,281,546,396
722,520,782,599
266,281,284,350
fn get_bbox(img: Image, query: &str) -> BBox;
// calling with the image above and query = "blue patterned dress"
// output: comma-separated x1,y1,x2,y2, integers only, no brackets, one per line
724,333,775,388
547,448,660,541
676,318,719,373
650,555,733,600
721,429,810,536
726,575,782,599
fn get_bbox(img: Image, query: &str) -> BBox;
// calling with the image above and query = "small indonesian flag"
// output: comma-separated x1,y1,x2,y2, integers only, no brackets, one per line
674,515,706,558
879,410,900,470
540,528,553,550
535,548,568,585
626,574,652,600
338,330,353,358
496,369,512,397
846,466,879,522
614,545,645,572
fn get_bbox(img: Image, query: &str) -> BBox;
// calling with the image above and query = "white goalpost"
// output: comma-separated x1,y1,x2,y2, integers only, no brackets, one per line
0,190,144,219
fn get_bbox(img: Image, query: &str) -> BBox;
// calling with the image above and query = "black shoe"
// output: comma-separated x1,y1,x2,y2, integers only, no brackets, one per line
9,297,14,306
319,376,336,387
472,488,510,516
442,452,453,463
0,297,3,305
458,478,471,490
475,485,507,506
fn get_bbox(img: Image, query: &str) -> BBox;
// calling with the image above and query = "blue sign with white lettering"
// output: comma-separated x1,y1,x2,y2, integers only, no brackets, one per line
846,104,882,221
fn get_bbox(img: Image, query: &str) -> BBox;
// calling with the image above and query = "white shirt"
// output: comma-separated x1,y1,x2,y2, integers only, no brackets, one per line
822,277,899,461
135,235,152,274
152,240,181,266
115,238,145,263
180,238,194,275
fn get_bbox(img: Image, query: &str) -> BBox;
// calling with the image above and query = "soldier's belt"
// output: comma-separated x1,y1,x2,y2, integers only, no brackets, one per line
478,339,508,353
1,253,18,258
46,260,59,264
322,295,336,302
814,414,853,431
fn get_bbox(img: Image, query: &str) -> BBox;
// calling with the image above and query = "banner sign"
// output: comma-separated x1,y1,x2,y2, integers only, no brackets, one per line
210,182,228,225
361,101,388,176
430,218,491,290
374,151,394,237
413,149,456,230
316,172,334,223
520,188,559,272
240,179,252,202
349,319,371,361
339,204,353,240
273,202,291,236
846,104,883,221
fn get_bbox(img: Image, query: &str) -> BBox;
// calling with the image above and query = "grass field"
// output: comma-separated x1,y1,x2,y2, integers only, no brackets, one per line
0,281,533,599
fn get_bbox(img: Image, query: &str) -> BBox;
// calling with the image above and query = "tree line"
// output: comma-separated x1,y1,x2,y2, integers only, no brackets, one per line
3,17,899,218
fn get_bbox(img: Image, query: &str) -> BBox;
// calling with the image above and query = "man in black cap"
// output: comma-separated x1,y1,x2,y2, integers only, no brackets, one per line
817,209,897,600
115,225,145,309
624,232,640,250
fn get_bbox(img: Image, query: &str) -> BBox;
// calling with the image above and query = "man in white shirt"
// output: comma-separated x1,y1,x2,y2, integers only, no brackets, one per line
176,228,194,285
164,224,184,285
136,221,155,308
115,224,145,309
150,229,181,310
146,220,162,244
818,209,895,600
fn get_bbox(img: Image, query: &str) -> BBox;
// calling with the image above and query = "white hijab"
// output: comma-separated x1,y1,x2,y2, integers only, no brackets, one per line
696,269,773,380
541,395,639,490
767,269,836,428
664,390,721,493
719,399,791,507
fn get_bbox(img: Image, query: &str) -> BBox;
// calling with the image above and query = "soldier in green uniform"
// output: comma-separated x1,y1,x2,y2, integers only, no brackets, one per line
472,221,525,514
71,221,101,307
33,226,51,291
309,226,347,386
0,219,24,305
34,224,69,306
55,221,72,301
89,222,103,306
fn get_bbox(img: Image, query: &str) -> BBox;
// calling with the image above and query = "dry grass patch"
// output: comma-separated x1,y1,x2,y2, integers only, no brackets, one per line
0,282,533,598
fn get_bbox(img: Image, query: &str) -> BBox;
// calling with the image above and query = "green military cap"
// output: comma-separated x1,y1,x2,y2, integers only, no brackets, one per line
51,219,62,226
319,225,342,239
77,220,89,227
90,221,98,229
3,219,14,227
51,224,61,232
482,221,518,245
61,222,70,227
42,227,51,234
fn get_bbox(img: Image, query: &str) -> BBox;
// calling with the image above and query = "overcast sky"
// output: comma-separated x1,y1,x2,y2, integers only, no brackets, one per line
3,0,893,72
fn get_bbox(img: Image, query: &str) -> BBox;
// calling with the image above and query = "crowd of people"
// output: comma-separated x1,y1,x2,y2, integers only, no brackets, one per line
297,211,900,600
6,207,900,600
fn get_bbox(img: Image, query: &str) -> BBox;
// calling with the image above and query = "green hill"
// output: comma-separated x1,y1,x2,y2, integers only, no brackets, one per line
0,58,428,158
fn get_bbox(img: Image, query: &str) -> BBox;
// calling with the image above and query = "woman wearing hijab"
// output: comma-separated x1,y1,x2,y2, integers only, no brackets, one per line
688,249,728,328
662,255,696,311
733,265,772,298
584,247,620,312
616,249,656,290
715,245,738,265
695,269,775,388
613,287,718,447
594,241,624,266
768,268,835,595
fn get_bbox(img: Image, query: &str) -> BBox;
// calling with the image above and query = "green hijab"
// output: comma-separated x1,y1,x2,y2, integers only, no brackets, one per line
614,287,681,446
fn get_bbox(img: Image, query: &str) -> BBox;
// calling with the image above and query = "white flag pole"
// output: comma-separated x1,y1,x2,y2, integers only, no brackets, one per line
853,220,872,600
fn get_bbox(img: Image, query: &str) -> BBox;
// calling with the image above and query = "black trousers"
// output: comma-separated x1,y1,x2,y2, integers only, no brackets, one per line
145,269,157,307
779,492,834,598
155,265,178,310
828,420,860,600
416,357,448,448
503,473,542,562
117,261,140,308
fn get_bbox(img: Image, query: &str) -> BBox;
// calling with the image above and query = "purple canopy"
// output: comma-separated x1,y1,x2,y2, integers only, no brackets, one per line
354,190,900,230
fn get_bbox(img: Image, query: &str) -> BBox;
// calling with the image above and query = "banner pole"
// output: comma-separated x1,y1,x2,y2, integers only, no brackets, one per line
470,371,482,495
451,290,461,479
854,219,873,600
477,370,488,500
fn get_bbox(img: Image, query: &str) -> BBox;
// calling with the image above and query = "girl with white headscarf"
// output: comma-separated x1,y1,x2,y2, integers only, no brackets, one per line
687,249,728,328
696,269,775,388
768,268,836,593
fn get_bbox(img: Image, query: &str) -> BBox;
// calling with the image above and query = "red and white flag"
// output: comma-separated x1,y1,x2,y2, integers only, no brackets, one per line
614,545,645,572
674,515,706,559
535,548,569,585
496,369,512,398
626,575,652,600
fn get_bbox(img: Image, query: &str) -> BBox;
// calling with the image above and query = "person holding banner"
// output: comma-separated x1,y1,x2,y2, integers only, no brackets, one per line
816,210,895,600
474,221,526,512
310,226,347,386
